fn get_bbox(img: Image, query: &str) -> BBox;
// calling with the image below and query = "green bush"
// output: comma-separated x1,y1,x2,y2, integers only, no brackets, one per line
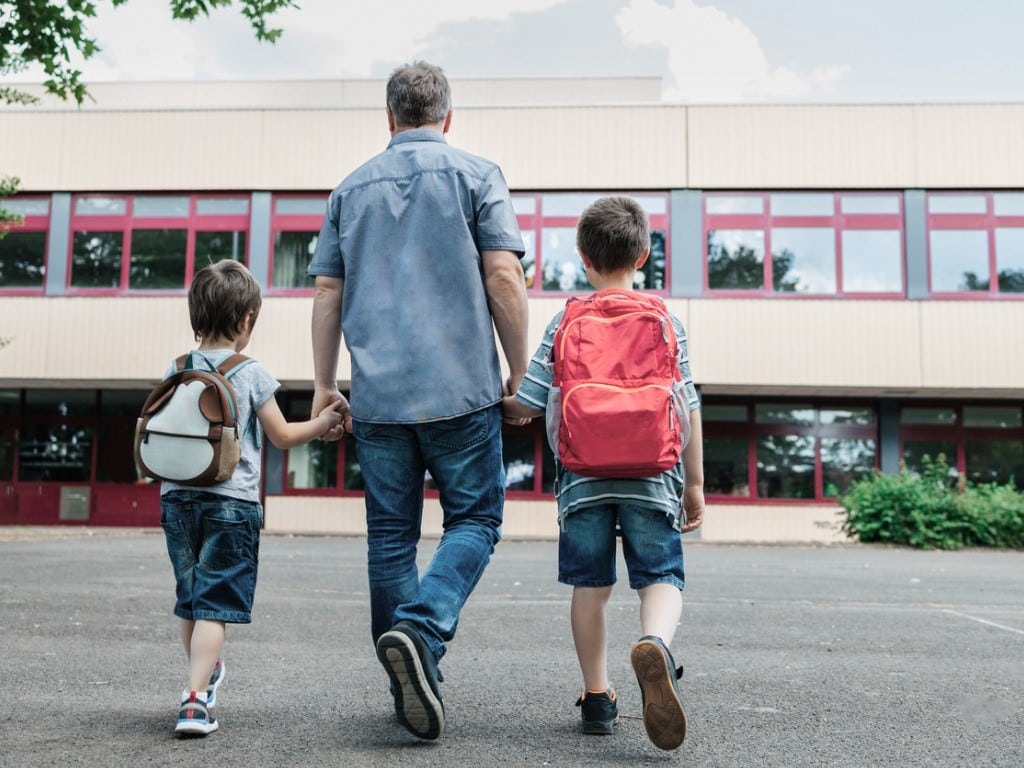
840,455,1024,550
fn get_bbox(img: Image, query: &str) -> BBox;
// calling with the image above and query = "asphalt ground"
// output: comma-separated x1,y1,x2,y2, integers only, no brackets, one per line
1,528,1022,768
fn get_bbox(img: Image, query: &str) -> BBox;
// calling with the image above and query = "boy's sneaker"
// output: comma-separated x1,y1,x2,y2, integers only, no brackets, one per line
175,691,218,736
575,689,619,735
630,636,687,750
206,660,226,707
375,620,445,740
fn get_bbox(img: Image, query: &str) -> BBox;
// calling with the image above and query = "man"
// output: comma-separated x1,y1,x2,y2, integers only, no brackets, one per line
308,61,529,741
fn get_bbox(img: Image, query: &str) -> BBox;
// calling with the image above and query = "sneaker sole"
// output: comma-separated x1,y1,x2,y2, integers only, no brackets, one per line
175,718,219,736
376,631,444,740
630,639,687,750
207,662,226,708
581,717,618,735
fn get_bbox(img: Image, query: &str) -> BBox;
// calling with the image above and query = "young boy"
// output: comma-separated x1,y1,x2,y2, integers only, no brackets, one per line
502,196,704,751
159,260,345,736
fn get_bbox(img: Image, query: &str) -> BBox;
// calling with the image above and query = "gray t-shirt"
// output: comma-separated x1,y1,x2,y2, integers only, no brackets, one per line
160,349,280,503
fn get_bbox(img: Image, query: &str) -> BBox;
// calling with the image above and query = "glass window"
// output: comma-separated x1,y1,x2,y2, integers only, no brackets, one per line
521,230,536,289
965,439,1024,489
287,440,338,489
707,229,765,290
995,228,1024,293
129,229,187,290
929,230,989,292
0,390,19,416
903,440,957,476
24,390,95,417
512,196,536,215
962,406,1022,428
994,193,1024,216
1,198,49,216
820,407,875,426
274,197,326,216
704,437,750,496
771,227,835,293
770,193,833,217
702,404,748,421
0,426,14,482
756,404,815,426
0,231,46,288
343,433,363,491
841,230,902,293
706,191,904,297
541,227,590,292
821,438,876,497
928,195,986,214
840,195,901,215
69,194,250,293
706,196,764,215
71,231,123,288
757,434,815,498
273,231,317,289
503,433,537,491
18,425,93,482
901,408,957,425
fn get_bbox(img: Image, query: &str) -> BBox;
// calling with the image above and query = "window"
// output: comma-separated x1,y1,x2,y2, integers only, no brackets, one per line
513,192,670,294
900,403,1024,489
0,197,49,293
270,196,325,292
18,390,95,482
68,195,248,293
501,422,556,495
280,395,362,493
704,192,904,296
927,192,1024,296
703,401,878,501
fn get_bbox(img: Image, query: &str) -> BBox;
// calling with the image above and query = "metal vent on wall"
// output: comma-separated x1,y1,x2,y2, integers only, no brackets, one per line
59,486,91,521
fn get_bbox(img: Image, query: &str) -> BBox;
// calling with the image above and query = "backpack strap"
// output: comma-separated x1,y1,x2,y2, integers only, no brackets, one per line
217,353,254,380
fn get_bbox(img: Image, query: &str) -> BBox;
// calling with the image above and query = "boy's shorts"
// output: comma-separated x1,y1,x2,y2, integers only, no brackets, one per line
558,503,685,591
160,490,263,624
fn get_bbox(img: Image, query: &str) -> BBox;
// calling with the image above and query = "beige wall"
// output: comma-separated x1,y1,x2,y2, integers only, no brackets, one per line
3,295,1022,400
3,85,1023,191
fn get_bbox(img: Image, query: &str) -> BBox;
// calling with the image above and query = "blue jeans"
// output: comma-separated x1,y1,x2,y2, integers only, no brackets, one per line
353,405,504,661
160,490,263,623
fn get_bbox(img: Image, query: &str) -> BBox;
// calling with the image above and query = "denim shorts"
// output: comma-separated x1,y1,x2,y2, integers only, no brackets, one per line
558,503,685,591
160,490,263,623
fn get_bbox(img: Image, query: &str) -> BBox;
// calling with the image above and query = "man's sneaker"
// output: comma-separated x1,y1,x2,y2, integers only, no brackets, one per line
206,660,226,707
175,691,218,736
575,689,619,735
375,620,445,740
630,636,687,750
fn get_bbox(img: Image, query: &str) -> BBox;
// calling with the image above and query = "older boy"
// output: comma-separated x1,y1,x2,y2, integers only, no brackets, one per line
502,196,704,751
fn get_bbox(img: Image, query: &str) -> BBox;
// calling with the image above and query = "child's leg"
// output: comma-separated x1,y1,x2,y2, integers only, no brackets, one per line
186,619,226,694
638,582,682,644
570,586,613,692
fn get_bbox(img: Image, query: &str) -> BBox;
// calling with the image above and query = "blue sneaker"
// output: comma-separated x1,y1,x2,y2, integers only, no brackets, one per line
575,689,619,735
375,621,445,740
206,660,226,707
630,636,687,750
175,691,218,736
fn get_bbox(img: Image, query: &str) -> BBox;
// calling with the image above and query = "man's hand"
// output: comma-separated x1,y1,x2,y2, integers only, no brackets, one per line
312,387,350,442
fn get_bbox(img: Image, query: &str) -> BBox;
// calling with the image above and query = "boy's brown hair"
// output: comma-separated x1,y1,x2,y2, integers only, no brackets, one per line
188,260,262,342
576,196,651,274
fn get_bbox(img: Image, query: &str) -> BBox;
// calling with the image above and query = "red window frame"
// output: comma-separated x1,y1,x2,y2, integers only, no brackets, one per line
0,196,50,296
67,194,249,295
926,192,1024,299
703,192,905,298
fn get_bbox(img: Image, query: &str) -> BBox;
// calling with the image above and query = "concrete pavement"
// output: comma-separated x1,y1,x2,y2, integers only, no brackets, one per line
1,528,1022,767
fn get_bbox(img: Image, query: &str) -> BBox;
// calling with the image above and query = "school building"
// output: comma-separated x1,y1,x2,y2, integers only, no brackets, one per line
1,77,1022,542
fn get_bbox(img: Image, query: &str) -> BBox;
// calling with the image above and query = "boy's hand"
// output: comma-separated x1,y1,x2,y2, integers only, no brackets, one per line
313,388,350,441
501,394,533,426
680,485,705,533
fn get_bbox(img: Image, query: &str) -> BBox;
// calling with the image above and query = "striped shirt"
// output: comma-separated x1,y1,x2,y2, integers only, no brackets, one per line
515,307,701,530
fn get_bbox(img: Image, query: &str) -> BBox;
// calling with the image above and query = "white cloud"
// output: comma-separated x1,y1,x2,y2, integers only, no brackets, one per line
10,0,570,83
615,0,850,102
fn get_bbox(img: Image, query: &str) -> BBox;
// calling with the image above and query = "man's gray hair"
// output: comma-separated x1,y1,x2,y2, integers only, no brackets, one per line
386,61,452,127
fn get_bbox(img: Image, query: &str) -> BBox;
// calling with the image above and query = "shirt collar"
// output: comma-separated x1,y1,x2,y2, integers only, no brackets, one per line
387,127,448,149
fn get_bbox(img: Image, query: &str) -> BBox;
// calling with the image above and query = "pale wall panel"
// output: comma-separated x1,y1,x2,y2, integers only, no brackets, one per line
456,106,688,190
0,113,67,188
912,104,1024,188
688,299,923,391
687,105,918,189
700,504,847,543
919,302,1024,393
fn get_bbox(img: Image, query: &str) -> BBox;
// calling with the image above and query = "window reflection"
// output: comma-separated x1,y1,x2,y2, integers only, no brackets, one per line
841,230,902,293
541,227,590,292
129,229,187,290
195,231,246,268
502,433,536,491
757,434,815,498
821,438,876,497
273,231,318,289
704,438,749,496
994,228,1024,293
18,425,93,482
0,231,46,288
966,439,1024,489
771,227,835,293
71,231,123,288
929,230,989,292
707,229,764,290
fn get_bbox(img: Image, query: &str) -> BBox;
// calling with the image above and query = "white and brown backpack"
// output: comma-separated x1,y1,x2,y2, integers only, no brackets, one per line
134,353,255,485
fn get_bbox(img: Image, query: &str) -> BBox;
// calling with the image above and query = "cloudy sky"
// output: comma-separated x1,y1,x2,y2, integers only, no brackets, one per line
9,0,1024,103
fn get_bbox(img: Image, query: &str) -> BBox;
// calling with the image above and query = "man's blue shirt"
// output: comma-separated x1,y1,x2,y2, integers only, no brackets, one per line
309,128,525,423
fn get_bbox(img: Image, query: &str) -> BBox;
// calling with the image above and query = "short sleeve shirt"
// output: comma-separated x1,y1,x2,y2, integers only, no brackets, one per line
308,128,525,423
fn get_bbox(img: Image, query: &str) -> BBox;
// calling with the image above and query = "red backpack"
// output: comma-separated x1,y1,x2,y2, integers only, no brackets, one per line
549,289,689,478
